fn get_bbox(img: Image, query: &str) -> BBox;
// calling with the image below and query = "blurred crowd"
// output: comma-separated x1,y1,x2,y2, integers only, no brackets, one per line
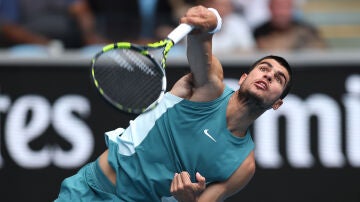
0,0,327,56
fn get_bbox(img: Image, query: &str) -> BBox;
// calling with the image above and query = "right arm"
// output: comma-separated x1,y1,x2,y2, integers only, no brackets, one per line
177,6,224,102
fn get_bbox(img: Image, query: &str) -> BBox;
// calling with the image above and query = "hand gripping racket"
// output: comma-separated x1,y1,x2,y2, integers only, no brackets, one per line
91,24,193,114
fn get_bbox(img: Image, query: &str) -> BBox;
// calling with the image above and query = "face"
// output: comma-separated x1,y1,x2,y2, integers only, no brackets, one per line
269,0,293,29
238,59,290,110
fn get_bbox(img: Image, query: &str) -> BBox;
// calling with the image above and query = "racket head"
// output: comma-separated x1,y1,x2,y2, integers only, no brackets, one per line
91,42,167,114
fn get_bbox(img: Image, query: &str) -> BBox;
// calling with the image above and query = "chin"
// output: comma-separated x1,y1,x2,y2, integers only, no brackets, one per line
239,89,273,109
239,89,262,102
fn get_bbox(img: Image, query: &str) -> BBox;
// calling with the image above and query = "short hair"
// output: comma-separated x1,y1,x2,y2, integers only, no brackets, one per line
248,55,293,99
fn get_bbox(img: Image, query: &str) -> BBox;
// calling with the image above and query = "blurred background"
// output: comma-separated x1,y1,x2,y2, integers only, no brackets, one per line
0,0,359,201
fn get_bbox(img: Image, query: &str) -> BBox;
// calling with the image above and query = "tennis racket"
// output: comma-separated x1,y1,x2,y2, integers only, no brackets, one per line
91,24,193,114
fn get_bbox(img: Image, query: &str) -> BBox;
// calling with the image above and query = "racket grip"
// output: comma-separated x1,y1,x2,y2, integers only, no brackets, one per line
167,24,194,44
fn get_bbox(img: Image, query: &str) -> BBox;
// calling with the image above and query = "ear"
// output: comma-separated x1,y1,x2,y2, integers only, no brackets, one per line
272,99,283,110
239,73,248,85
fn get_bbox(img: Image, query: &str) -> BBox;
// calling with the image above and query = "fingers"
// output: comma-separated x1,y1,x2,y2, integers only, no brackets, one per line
180,171,192,186
170,173,176,192
171,172,196,201
170,171,206,194
179,6,217,33
170,171,207,202
195,172,206,189
172,172,191,191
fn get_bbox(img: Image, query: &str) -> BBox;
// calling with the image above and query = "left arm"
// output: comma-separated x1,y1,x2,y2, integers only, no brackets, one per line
198,151,255,201
171,151,256,202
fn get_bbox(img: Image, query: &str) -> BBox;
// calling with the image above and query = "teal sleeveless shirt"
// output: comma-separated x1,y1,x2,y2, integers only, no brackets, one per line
105,86,255,201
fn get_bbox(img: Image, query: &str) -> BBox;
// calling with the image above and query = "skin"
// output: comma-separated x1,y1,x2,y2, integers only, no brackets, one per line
99,5,291,202
269,0,294,30
256,0,326,50
169,6,290,201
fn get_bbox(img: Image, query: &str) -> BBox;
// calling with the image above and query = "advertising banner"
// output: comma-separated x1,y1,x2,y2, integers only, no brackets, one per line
0,60,359,202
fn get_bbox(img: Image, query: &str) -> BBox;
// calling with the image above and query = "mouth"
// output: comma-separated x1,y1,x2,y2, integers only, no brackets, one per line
254,80,268,90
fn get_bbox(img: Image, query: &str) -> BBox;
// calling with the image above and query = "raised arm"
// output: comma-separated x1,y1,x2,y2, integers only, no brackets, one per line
179,6,224,102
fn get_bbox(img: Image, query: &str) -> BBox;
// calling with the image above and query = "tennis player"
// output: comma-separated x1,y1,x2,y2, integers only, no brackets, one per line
55,5,292,202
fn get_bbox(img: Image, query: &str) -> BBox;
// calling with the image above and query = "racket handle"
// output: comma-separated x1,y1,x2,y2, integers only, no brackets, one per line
167,24,194,44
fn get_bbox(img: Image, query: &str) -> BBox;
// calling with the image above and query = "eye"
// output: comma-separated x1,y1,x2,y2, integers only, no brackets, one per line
275,74,284,85
275,76,282,84
259,66,267,71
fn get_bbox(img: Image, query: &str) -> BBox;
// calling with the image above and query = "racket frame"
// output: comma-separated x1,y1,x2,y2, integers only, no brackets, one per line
90,23,193,114
91,42,168,114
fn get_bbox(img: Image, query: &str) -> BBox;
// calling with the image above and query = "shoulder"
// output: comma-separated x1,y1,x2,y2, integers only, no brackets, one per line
170,73,194,99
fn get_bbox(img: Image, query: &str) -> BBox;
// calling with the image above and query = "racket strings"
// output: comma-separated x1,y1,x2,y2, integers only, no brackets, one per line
93,48,164,111
124,50,157,76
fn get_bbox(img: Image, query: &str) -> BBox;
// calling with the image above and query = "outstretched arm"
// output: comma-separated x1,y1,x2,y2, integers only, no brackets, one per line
178,6,224,102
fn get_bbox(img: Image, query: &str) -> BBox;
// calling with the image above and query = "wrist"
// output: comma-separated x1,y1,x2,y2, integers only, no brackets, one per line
207,8,222,34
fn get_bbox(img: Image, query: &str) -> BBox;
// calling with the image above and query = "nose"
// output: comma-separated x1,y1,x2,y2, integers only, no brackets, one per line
263,73,272,83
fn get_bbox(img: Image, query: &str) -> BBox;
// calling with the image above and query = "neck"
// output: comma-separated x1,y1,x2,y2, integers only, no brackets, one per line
226,92,267,137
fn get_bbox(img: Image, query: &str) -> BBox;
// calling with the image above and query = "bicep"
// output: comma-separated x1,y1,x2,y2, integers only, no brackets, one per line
198,151,256,202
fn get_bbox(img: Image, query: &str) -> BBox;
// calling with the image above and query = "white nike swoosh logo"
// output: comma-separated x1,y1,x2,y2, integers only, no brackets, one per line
203,129,217,142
